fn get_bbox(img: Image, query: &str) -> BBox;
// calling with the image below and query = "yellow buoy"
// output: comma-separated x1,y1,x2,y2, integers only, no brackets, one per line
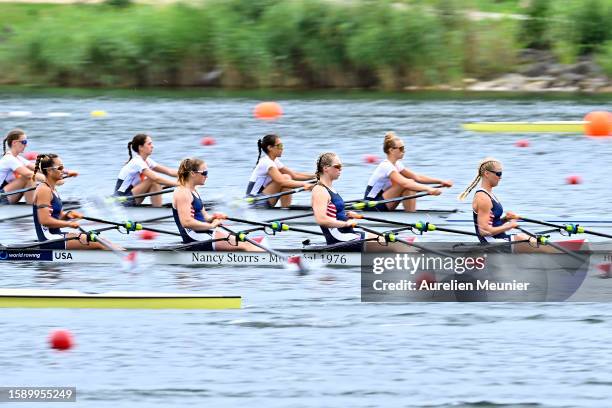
90,110,108,118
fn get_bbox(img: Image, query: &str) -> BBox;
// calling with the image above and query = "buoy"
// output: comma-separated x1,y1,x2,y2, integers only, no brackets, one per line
200,136,216,146
515,139,530,148
565,175,582,185
24,151,38,161
90,110,107,118
138,230,158,240
584,111,612,137
49,329,74,350
596,263,611,278
363,154,380,164
254,102,282,120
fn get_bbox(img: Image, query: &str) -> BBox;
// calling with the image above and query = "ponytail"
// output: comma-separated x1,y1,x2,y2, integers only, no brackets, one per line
126,133,149,163
458,157,500,201
315,152,337,181
31,153,58,182
177,158,204,185
383,131,399,154
254,134,279,167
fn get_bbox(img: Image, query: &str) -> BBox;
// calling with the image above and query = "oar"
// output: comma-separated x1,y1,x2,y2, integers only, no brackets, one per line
112,187,177,203
0,204,82,223
220,225,309,275
225,216,324,236
359,216,479,237
348,189,440,210
77,227,132,263
515,226,587,263
518,216,612,239
245,186,306,204
0,185,37,198
81,216,181,237
8,225,120,250
358,225,454,258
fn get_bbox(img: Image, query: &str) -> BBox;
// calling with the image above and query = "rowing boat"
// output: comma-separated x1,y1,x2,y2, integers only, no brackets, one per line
0,289,240,309
462,121,586,133
1,202,460,226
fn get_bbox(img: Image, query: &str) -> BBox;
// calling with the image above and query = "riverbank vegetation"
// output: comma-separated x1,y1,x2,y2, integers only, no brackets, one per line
0,0,609,89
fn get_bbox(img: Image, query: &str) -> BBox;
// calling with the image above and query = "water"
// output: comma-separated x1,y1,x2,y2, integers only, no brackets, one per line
1,89,612,407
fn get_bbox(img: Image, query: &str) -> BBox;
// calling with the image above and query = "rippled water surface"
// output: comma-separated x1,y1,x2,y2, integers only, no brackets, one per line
1,90,611,407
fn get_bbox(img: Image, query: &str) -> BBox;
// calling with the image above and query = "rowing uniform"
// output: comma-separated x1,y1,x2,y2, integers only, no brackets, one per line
363,159,406,211
32,185,67,249
245,155,284,208
172,191,215,251
473,189,512,251
113,156,158,205
0,153,30,204
316,184,364,252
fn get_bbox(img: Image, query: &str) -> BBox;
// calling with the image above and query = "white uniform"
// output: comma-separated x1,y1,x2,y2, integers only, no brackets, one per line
365,159,406,198
115,156,158,193
0,154,30,186
246,155,285,196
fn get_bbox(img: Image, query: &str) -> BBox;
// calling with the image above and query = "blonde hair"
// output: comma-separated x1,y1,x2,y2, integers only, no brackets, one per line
383,131,400,154
177,158,204,185
458,157,501,201
315,152,337,180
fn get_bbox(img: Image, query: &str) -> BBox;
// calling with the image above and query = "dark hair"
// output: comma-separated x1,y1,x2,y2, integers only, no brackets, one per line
315,152,337,181
255,134,279,167
32,153,59,182
177,158,204,185
3,129,25,154
126,133,150,162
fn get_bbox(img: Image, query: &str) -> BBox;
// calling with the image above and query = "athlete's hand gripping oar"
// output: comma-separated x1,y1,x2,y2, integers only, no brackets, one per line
244,180,317,204
518,216,612,240
348,188,442,210
219,225,309,276
358,225,454,258
81,216,181,237
225,216,324,236
76,227,139,269
515,226,587,263
111,187,176,204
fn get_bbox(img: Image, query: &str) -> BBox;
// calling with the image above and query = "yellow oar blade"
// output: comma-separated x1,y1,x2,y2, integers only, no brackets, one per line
462,121,587,133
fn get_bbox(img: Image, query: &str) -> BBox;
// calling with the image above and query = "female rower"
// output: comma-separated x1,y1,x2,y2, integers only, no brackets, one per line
1,129,77,204
363,132,452,212
459,157,541,253
114,133,179,207
173,158,262,252
246,134,315,208
32,154,118,250
312,152,403,252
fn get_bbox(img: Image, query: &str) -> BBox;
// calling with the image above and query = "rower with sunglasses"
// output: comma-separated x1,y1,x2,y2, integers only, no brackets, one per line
1,129,77,204
246,134,315,208
173,158,262,252
31,154,117,250
363,132,451,212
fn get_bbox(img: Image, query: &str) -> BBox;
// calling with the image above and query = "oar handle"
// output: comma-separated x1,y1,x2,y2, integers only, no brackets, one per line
245,186,305,204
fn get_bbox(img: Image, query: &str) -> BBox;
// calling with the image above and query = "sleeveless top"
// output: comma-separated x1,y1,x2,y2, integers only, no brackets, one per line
473,189,509,243
33,185,64,241
316,183,360,245
172,191,212,244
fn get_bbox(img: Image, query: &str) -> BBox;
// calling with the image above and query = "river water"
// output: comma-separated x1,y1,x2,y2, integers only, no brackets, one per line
1,89,611,407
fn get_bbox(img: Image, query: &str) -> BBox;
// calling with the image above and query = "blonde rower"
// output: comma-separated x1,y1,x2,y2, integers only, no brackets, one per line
246,134,315,208
114,133,179,207
363,132,451,212
173,158,261,252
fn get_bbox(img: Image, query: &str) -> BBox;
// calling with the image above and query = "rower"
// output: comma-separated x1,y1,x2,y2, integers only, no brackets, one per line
246,134,315,208
1,129,77,204
363,132,451,212
114,133,179,207
458,157,543,253
173,158,262,252
32,154,117,250
312,152,401,252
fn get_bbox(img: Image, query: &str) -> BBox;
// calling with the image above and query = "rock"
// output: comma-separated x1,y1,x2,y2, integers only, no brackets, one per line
519,62,550,77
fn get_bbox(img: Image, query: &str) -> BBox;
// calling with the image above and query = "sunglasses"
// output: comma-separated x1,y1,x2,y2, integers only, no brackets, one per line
392,145,405,152
330,164,343,170
193,170,208,176
18,140,28,146
45,165,64,172
488,170,502,177
273,143,284,149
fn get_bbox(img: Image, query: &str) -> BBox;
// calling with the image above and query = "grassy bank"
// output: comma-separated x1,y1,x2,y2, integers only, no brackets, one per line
0,0,610,89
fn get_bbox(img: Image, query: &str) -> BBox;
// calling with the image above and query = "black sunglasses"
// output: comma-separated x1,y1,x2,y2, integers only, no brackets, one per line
488,170,502,177
195,170,208,176
392,145,405,152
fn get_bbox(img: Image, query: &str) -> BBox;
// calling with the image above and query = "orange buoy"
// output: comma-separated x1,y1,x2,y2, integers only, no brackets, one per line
254,102,282,120
584,111,612,137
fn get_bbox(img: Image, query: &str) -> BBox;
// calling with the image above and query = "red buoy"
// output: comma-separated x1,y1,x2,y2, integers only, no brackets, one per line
138,230,158,240
565,175,582,185
363,154,380,164
515,139,530,148
49,330,74,351
200,136,216,146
